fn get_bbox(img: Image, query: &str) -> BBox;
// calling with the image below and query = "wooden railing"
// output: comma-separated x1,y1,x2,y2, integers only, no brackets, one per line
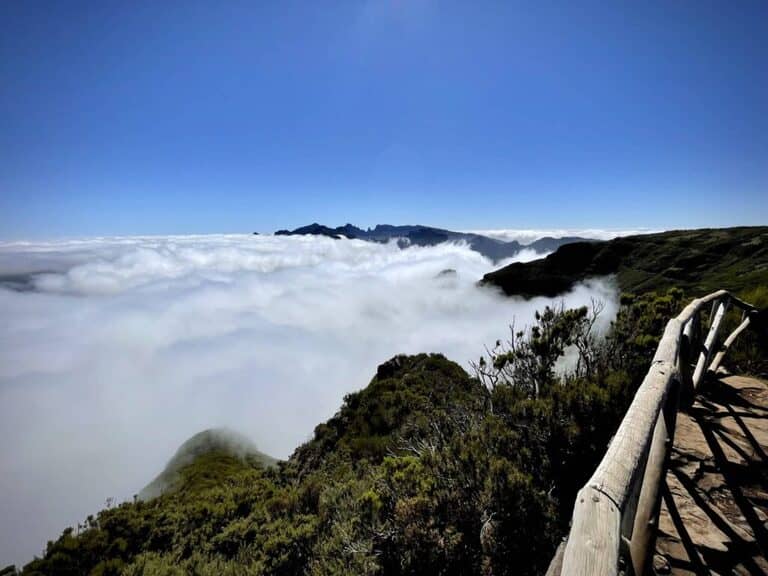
547,290,760,576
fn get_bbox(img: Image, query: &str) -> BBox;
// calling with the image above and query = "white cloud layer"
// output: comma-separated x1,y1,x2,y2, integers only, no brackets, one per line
0,233,618,566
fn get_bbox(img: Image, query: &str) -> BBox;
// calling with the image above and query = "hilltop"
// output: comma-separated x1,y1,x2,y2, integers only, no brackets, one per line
138,428,277,501
482,226,768,297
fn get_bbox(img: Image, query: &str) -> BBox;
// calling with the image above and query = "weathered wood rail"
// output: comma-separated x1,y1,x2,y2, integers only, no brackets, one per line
548,290,761,576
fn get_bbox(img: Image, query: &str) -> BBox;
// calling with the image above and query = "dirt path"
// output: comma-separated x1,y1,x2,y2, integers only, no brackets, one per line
654,374,768,575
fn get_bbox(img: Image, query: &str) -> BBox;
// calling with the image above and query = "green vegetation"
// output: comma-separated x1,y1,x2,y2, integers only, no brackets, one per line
21,287,733,576
138,429,277,501
482,227,768,298
726,285,768,377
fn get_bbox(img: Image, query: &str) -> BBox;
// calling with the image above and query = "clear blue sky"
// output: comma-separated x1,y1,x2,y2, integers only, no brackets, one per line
1,1,766,238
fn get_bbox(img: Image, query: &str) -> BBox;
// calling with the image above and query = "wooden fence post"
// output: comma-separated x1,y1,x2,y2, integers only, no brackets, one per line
554,291,757,576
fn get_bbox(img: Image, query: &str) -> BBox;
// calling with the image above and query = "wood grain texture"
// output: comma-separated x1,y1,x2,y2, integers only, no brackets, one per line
560,487,621,576
629,409,669,575
545,541,567,576
708,316,751,375
692,300,729,390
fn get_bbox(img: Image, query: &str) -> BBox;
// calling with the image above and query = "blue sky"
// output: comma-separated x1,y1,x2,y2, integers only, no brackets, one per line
1,0,766,238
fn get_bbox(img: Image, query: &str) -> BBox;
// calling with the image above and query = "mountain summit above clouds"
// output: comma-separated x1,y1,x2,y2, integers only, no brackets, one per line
274,223,589,262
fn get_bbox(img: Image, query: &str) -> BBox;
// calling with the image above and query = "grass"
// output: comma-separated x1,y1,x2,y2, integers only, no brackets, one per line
482,226,768,299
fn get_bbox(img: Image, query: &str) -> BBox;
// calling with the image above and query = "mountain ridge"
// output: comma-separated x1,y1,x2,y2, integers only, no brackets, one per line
481,226,768,297
274,222,590,262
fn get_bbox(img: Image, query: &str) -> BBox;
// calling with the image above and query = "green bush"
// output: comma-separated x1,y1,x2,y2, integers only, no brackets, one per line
727,286,768,376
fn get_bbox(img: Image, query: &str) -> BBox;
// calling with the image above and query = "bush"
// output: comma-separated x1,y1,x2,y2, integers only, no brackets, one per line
727,286,768,376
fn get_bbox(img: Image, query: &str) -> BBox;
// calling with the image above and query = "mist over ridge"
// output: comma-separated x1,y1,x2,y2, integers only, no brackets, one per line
0,231,620,566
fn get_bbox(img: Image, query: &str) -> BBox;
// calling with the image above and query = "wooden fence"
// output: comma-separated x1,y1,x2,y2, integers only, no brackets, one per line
547,290,760,576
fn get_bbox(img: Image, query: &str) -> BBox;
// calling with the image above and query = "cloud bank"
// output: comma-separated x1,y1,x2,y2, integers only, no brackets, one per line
0,234,618,565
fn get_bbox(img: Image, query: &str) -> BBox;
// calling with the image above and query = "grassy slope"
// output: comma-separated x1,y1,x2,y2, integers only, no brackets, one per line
138,428,277,500
23,355,516,575
482,226,768,298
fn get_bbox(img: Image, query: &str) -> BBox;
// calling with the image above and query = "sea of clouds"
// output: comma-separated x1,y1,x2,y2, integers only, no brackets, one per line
0,232,621,565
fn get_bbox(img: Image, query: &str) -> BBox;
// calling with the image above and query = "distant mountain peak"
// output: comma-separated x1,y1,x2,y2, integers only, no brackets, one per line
272,223,591,263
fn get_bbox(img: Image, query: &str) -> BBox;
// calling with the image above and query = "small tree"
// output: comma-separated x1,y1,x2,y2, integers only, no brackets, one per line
472,303,597,398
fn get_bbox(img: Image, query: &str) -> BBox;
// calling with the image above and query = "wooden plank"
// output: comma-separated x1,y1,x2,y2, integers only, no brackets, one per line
653,319,682,363
691,311,701,354
692,300,730,390
560,360,677,574
587,360,675,508
708,316,751,375
678,320,694,395
545,540,567,576
561,486,622,576
676,290,727,325
729,293,757,313
708,300,719,329
629,408,670,575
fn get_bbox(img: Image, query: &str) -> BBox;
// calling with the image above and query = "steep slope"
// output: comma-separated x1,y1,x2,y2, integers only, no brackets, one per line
21,354,563,575
482,226,768,297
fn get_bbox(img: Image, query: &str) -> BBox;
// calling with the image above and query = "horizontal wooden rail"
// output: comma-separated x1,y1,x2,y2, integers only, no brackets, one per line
554,290,759,576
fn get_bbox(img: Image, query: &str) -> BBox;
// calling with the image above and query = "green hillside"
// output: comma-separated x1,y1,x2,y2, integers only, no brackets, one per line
138,428,277,501
482,226,768,298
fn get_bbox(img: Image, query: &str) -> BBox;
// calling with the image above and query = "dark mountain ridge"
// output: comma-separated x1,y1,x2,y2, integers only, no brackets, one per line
482,226,768,297
274,222,589,262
